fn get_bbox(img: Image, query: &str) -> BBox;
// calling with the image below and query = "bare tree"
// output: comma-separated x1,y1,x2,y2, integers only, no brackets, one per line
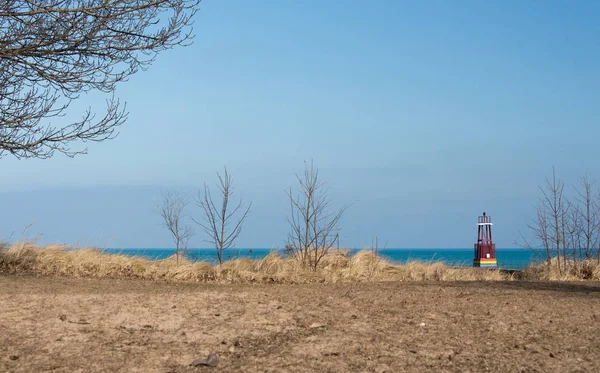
522,168,568,274
543,168,567,274
286,161,347,271
156,191,193,265
574,175,599,260
196,167,251,265
523,169,600,275
565,200,583,261
0,0,200,159
521,204,552,267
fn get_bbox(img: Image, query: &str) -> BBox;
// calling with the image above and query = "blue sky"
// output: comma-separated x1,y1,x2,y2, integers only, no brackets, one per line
1,0,599,248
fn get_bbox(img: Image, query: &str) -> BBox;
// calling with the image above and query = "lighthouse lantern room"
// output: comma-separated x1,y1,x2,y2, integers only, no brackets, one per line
473,212,497,269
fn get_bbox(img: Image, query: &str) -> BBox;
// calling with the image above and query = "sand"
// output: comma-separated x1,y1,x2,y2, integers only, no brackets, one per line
1,275,600,372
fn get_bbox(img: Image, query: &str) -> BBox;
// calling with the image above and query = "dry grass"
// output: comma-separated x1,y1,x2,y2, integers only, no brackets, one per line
0,243,214,281
518,257,600,281
9,243,599,283
0,242,511,283
3,244,597,282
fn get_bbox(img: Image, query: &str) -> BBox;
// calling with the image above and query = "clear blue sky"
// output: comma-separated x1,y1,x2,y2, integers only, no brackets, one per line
1,0,599,248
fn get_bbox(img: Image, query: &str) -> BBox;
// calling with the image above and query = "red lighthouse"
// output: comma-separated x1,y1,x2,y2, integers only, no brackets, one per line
473,212,497,269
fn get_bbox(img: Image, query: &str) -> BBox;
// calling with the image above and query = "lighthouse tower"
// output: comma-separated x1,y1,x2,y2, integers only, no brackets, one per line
473,212,497,269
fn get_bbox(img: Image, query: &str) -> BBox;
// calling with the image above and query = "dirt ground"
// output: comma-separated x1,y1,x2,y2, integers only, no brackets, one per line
1,275,600,373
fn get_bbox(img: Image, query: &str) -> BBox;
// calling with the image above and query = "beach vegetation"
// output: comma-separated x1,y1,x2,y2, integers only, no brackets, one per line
196,167,252,264
0,243,507,283
285,161,347,271
156,191,193,265
522,168,600,278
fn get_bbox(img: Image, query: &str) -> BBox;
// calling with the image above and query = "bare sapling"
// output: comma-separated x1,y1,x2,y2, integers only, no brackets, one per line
521,168,569,276
574,176,599,261
540,168,567,274
156,191,193,265
286,161,347,271
521,168,600,277
565,201,583,261
196,167,251,265
521,205,552,267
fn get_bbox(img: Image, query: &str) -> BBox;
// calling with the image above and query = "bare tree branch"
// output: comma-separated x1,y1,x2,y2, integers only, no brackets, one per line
0,0,200,159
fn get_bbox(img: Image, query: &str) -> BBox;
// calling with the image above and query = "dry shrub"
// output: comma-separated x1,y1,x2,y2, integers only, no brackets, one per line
0,242,41,273
520,257,600,281
165,261,214,282
320,249,351,270
218,258,260,282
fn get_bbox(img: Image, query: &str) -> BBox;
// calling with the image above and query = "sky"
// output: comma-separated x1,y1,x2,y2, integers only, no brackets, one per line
1,0,599,249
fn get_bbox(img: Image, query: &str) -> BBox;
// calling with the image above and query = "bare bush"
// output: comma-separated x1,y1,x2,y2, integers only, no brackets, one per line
0,0,200,159
196,167,251,265
523,168,600,277
156,191,193,265
286,161,347,271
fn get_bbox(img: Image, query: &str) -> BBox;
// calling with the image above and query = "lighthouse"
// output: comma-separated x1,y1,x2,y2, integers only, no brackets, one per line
473,212,497,269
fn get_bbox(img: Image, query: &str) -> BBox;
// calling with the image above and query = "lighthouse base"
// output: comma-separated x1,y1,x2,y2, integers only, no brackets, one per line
473,258,497,269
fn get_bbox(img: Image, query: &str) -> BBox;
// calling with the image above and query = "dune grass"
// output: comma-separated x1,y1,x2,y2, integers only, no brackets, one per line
0,242,506,283
2,243,599,283
517,256,600,281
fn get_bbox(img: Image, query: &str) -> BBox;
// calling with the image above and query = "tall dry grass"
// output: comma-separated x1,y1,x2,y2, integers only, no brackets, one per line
0,243,510,283
518,257,600,281
0,243,214,281
3,243,598,283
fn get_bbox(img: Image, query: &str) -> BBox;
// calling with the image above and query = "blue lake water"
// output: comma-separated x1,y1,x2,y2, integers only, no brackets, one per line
102,248,539,270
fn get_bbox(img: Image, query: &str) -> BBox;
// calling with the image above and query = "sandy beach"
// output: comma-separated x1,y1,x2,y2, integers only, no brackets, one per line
1,275,599,372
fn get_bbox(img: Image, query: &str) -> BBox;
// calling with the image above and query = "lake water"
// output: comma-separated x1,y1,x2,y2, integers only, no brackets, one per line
102,248,539,270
